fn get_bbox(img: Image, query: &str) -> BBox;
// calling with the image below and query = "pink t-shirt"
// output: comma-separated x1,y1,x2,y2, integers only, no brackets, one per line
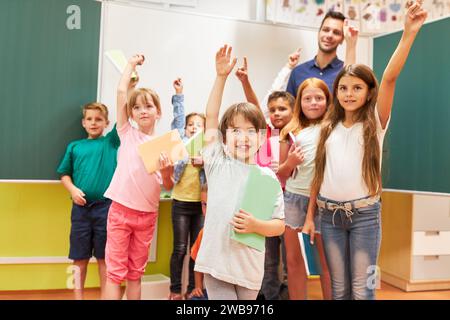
255,126,286,189
104,122,162,212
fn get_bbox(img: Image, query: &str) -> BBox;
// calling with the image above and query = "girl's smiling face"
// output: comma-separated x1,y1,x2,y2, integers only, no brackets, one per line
185,115,205,138
300,85,328,120
131,93,161,130
337,75,370,115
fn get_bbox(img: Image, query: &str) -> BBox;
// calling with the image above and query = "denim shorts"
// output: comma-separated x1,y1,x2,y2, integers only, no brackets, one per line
69,198,112,260
284,190,321,232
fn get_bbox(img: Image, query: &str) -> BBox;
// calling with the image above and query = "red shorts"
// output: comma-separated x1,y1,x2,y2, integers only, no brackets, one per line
105,201,158,284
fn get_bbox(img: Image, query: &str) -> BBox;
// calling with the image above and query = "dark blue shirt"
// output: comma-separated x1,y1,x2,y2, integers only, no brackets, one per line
286,56,344,97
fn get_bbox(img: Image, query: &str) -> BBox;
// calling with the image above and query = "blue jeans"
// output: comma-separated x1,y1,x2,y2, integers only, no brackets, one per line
319,195,381,300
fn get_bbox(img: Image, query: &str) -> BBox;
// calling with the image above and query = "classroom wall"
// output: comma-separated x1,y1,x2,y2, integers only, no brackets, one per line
99,3,372,136
0,183,173,291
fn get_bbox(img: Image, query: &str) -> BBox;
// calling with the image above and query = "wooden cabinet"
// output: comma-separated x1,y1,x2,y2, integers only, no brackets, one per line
380,192,450,291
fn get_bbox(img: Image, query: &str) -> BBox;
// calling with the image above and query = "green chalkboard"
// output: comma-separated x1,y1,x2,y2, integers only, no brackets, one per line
374,17,450,194
0,0,101,180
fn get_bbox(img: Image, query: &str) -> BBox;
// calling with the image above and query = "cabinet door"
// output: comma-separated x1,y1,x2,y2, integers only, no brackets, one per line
413,231,450,256
412,255,450,280
413,195,450,231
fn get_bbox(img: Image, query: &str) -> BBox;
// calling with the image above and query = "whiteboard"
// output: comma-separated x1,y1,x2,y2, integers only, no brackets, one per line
99,2,371,135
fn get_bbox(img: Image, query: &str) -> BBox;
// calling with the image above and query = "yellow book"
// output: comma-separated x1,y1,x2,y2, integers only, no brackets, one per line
138,129,188,174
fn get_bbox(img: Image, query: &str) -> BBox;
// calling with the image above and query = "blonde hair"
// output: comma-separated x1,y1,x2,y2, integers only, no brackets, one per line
280,78,331,141
82,102,109,120
219,102,267,142
312,64,381,197
127,88,161,118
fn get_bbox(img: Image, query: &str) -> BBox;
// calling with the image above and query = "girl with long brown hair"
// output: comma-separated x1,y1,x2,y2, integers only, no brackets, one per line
302,2,428,300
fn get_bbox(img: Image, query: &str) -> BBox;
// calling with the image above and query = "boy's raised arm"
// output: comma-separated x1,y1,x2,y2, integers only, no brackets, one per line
205,45,237,145
235,57,260,108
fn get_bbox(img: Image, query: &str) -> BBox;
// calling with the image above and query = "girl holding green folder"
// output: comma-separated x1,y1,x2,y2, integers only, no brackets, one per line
168,78,207,300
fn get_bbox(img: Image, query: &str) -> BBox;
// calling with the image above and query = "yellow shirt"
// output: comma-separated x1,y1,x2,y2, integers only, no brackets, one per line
172,164,201,202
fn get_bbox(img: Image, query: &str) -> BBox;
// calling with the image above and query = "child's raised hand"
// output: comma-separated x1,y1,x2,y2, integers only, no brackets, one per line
216,45,237,77
235,57,248,83
287,48,301,69
129,54,145,67
128,71,140,90
344,19,359,47
70,187,87,206
231,209,257,234
405,0,427,34
173,77,183,94
286,143,304,168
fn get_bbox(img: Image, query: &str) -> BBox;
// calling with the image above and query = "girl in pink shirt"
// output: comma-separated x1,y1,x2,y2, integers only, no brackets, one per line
103,54,174,300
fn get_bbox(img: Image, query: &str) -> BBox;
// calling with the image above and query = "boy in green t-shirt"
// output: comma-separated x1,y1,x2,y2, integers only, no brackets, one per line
57,102,120,300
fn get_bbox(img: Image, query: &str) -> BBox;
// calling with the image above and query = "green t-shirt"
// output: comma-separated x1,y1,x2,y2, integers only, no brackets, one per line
57,125,120,202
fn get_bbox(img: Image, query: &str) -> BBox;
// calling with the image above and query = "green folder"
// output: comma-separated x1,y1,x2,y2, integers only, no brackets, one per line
184,131,204,157
230,166,281,251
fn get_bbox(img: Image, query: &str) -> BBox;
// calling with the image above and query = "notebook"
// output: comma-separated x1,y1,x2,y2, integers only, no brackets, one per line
137,129,188,174
105,49,138,79
184,130,204,157
298,232,322,276
230,166,281,251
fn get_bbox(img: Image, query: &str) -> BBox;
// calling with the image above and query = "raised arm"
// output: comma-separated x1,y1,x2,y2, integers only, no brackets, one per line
377,1,427,128
205,45,237,144
171,77,185,137
117,54,144,129
261,49,301,114
343,19,359,66
235,57,260,108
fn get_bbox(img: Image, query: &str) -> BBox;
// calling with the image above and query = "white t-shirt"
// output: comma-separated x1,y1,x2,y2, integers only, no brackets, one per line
285,124,321,196
195,142,284,291
320,112,390,201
